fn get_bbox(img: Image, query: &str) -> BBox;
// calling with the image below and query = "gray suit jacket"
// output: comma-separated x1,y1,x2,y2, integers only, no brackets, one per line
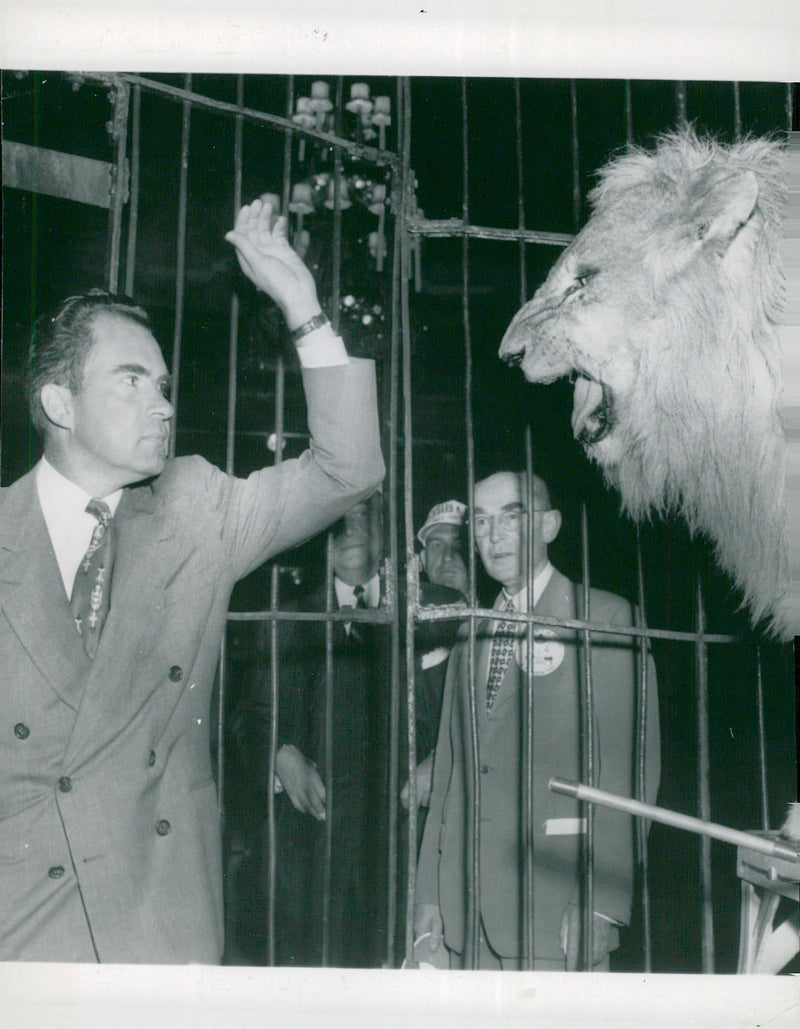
416,568,661,963
0,360,384,963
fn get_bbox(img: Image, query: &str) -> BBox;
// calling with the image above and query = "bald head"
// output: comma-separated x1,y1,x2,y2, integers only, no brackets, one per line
472,471,561,592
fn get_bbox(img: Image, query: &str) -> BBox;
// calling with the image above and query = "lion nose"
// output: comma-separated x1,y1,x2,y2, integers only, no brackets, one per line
501,345,523,367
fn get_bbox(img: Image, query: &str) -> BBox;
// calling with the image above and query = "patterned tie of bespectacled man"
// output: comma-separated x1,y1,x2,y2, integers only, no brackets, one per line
485,595,517,713
70,498,115,658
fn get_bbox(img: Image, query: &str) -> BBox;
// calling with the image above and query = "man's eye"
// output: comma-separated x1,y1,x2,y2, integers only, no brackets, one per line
124,375,139,386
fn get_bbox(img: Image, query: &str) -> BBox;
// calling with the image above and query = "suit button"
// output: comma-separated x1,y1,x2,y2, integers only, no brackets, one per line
168,666,183,682
14,723,30,740
148,750,156,767
58,776,72,792
156,819,171,836
480,765,490,774
49,866,65,879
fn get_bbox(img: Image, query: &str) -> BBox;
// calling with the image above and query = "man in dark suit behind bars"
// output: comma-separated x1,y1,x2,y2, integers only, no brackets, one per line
415,471,660,970
236,491,392,967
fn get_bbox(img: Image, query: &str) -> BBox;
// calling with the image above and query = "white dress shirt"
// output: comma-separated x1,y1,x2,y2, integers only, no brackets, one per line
294,322,348,368
335,572,381,611
36,457,123,599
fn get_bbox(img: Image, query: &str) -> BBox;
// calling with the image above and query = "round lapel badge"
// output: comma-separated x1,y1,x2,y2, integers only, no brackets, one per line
526,628,565,676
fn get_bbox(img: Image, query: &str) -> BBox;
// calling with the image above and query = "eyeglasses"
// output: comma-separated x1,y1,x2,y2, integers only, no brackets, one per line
472,507,550,539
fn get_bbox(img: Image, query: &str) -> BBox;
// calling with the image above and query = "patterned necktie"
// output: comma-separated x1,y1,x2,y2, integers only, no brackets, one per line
70,498,115,658
485,596,516,712
349,583,368,643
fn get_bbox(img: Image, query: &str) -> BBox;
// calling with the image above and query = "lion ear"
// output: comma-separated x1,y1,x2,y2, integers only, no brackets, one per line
695,169,759,248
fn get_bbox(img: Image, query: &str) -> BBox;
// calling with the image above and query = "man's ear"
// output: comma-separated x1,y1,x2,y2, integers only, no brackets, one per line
542,509,562,545
39,383,75,430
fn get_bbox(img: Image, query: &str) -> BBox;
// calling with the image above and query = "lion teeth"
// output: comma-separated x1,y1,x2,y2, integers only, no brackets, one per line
571,376,604,438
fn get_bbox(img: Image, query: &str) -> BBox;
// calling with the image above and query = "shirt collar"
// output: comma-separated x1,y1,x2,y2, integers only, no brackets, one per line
502,560,554,612
335,572,381,609
38,456,124,516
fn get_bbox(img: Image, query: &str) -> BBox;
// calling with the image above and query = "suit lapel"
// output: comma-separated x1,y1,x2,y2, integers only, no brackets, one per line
63,481,178,767
0,471,91,708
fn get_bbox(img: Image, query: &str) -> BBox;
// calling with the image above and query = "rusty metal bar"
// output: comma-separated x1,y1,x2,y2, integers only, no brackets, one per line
634,529,653,972
695,574,715,972
123,84,141,297
91,73,400,169
522,432,536,969
321,531,336,966
676,82,688,127
570,79,581,230
225,75,244,477
461,76,481,972
579,503,595,970
407,218,572,247
399,74,419,969
168,74,192,458
733,82,742,143
755,645,770,831
549,779,799,862
381,75,403,971
106,79,129,294
265,565,280,967
515,78,528,305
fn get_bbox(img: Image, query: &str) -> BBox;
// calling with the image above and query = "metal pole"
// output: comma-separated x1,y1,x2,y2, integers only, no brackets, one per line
169,73,192,457
399,74,419,969
522,431,536,969
579,504,595,971
755,646,770,831
225,75,244,477
634,529,653,971
124,84,141,297
549,779,799,862
695,574,715,972
106,78,130,294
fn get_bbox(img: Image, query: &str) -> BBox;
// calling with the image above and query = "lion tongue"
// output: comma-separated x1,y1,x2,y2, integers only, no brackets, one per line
571,376,604,439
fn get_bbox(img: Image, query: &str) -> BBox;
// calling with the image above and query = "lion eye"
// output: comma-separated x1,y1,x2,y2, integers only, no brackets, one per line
566,268,597,296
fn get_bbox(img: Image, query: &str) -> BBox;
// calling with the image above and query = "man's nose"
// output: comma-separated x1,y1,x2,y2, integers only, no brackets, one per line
151,391,174,420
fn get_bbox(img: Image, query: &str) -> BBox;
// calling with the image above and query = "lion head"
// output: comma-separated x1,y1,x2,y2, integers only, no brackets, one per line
500,129,791,640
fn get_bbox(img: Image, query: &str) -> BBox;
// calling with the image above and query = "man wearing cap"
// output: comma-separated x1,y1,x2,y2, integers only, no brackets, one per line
400,500,468,813
415,471,660,970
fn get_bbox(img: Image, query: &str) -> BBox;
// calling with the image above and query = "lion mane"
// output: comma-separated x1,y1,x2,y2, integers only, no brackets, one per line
501,129,791,640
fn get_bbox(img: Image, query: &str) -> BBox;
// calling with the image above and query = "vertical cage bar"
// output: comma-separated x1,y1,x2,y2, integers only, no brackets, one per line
514,79,527,304
694,574,715,972
676,82,688,127
168,73,192,457
570,80,581,229
733,82,743,143
382,75,403,971
579,504,595,970
106,78,130,294
634,529,653,971
461,76,481,971
522,432,536,969
225,76,244,477
123,84,141,297
624,80,634,145
321,533,336,966
399,74,419,968
755,645,770,830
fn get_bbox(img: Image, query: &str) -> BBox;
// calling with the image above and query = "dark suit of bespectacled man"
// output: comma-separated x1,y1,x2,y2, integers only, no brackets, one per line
0,198,384,964
415,471,660,971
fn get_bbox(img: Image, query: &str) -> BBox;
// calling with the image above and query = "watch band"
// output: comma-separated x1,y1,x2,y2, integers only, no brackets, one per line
289,312,329,343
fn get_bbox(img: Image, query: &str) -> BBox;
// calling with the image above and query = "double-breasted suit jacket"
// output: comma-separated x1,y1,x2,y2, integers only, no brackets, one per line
416,567,660,964
0,360,384,964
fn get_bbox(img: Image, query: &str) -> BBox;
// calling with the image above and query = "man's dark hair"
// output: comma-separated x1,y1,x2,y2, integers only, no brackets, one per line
27,289,151,434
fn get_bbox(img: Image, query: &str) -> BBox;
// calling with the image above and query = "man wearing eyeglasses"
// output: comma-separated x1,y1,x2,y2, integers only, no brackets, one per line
415,471,660,970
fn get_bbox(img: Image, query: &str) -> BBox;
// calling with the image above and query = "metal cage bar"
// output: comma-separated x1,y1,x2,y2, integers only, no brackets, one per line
168,74,192,457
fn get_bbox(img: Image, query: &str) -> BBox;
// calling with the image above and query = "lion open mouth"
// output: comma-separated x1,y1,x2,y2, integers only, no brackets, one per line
571,376,616,446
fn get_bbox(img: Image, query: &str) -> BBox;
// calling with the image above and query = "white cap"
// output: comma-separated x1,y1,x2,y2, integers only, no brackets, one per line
417,500,467,545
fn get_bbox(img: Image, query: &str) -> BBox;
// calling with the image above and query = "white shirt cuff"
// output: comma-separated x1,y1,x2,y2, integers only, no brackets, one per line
295,322,349,368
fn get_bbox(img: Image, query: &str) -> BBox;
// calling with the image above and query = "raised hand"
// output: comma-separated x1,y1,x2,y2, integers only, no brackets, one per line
225,197,321,331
